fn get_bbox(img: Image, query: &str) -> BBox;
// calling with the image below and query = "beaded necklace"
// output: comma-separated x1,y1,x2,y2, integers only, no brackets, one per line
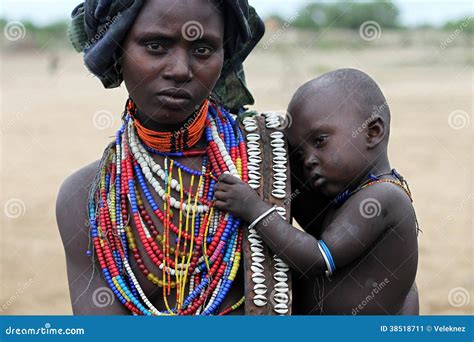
129,99,209,153
87,98,248,315
331,169,413,207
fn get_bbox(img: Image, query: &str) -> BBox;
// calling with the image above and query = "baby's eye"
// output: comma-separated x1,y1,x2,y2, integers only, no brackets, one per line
314,135,328,148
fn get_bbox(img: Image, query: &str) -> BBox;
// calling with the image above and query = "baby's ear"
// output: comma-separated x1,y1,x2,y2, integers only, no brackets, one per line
366,117,386,149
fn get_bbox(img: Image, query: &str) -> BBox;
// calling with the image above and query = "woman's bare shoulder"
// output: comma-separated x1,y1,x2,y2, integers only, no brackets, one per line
55,160,130,315
55,160,100,239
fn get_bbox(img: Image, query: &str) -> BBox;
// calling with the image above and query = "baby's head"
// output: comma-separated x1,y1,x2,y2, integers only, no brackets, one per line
287,68,391,198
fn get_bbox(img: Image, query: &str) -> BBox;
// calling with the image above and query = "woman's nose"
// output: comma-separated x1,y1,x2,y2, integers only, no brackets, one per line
162,49,193,82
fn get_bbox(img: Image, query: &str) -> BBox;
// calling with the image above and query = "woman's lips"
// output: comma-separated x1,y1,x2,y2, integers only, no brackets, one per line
156,88,193,110
156,94,192,110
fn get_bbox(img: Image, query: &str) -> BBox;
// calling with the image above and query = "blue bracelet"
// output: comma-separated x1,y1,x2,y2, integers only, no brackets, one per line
319,240,336,272
317,240,336,277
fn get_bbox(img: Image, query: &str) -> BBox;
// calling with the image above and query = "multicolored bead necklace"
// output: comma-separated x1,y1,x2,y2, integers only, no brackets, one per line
87,98,248,315
331,169,413,207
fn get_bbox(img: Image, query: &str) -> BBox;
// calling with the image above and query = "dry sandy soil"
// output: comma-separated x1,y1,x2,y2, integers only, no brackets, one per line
1,28,472,315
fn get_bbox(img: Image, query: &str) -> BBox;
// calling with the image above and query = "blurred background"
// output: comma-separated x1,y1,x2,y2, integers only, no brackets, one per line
0,0,472,315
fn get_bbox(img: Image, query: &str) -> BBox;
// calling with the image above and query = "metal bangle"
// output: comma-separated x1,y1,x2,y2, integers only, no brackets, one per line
248,205,278,231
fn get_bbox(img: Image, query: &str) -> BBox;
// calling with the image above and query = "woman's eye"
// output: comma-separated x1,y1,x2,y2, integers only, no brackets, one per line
314,136,328,148
193,46,213,56
146,43,166,52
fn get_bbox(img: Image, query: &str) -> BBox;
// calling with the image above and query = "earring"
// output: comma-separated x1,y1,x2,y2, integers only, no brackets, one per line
114,61,123,75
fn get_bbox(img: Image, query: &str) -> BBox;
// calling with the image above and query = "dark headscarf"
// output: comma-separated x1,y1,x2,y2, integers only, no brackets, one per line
68,0,265,112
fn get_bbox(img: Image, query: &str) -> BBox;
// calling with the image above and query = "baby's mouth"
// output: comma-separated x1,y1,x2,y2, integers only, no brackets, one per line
309,173,325,189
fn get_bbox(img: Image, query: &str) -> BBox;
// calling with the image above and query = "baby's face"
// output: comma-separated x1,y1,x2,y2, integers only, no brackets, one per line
286,95,372,198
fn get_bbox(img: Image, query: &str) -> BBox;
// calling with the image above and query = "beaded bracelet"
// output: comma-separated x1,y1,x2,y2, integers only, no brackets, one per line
248,205,278,231
317,240,336,278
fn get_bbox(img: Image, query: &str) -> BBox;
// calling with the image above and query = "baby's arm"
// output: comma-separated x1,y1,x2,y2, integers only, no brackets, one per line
214,173,334,276
214,174,416,279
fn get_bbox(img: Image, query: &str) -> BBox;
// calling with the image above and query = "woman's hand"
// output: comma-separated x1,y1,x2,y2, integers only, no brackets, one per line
214,174,272,222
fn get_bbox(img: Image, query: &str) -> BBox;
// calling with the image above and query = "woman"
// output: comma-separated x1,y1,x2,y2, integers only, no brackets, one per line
56,0,292,315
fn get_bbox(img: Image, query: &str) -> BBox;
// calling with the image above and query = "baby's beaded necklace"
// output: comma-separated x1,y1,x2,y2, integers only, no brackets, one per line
331,169,413,207
87,98,248,315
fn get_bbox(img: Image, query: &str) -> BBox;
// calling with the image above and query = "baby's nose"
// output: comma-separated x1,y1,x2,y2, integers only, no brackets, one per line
304,155,319,171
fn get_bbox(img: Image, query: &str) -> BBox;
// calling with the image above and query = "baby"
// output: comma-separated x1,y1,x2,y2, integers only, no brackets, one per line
214,68,419,315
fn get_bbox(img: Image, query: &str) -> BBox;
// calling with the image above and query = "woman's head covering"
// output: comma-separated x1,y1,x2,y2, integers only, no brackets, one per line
68,0,265,112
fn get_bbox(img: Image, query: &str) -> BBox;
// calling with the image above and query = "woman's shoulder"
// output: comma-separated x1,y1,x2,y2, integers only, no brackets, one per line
55,160,130,314
55,160,100,237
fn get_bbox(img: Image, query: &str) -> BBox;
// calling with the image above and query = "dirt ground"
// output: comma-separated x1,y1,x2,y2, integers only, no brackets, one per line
0,28,472,315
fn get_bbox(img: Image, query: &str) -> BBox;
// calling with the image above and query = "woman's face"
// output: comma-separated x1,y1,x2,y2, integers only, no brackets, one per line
121,0,224,127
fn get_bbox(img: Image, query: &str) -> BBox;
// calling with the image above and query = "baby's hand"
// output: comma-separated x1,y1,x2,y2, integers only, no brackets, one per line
214,174,271,222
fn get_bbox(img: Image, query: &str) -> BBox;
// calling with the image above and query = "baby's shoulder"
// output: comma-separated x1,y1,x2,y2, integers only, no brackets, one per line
345,180,416,227
356,180,413,207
